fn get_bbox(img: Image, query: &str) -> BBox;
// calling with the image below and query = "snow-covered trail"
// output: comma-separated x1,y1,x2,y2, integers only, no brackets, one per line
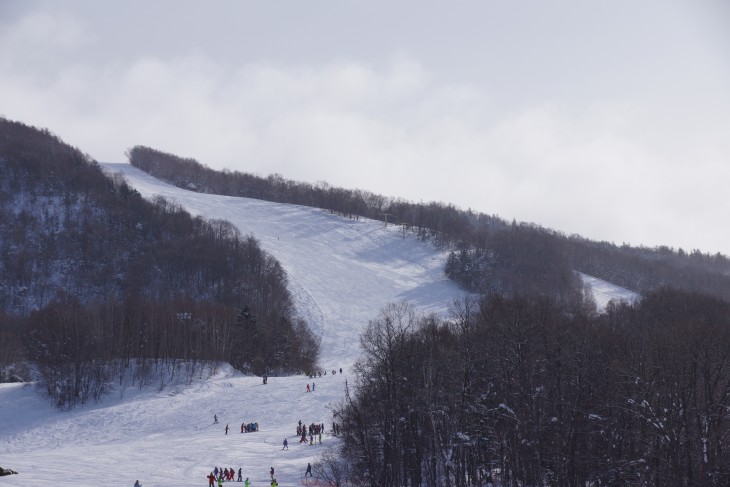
0,366,347,487
579,273,639,310
102,162,465,369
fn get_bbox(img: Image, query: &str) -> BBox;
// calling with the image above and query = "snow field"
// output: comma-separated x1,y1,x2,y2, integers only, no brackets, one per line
1,366,347,487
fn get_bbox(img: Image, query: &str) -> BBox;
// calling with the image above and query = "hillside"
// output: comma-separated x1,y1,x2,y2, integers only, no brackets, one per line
6,144,720,486
127,145,730,303
0,161,639,487
11,121,727,487
0,119,317,393
0,160,471,487
101,163,468,366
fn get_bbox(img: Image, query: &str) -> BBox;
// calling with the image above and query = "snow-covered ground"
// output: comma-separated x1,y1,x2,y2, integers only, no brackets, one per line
579,273,639,310
0,163,635,487
101,163,465,369
0,365,347,487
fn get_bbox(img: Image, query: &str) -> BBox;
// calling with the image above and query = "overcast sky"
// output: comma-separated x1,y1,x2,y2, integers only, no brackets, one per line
2,0,729,254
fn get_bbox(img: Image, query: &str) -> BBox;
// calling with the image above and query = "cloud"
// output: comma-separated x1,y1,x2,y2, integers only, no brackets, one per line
1,7,728,255
0,9,89,73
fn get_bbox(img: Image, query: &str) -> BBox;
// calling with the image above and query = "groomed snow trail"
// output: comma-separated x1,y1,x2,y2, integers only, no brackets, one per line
102,163,464,369
579,273,639,310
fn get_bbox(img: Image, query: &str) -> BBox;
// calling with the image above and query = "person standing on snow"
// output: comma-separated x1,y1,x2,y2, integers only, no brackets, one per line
214,414,219,424
207,472,216,487
134,481,142,487
270,466,275,479
305,462,313,477
225,424,229,435
245,478,250,487
238,467,242,482
282,438,288,450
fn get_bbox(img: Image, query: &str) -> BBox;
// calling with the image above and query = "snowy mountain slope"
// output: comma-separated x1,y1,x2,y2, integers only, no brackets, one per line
0,163,637,487
579,273,639,310
101,162,465,369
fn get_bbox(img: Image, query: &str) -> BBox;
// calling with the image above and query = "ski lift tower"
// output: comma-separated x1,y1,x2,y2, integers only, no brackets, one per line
380,213,392,227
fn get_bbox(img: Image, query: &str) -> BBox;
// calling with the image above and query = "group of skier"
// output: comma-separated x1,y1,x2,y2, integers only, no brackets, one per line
241,422,259,433
296,420,325,445
220,419,259,435
309,367,343,378
207,467,245,485
202,464,306,486
297,421,324,438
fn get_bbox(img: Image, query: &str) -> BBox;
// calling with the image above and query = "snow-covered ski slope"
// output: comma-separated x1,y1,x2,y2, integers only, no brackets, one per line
0,163,637,487
579,273,639,309
1,364,348,487
102,163,467,368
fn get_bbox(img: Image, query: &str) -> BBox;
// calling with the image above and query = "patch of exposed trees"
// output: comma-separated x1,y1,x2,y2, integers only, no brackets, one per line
127,145,730,302
444,225,585,302
333,291,730,487
0,119,318,405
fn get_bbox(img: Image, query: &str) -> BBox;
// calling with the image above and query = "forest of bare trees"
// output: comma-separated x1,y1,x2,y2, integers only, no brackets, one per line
330,291,730,487
0,119,318,407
